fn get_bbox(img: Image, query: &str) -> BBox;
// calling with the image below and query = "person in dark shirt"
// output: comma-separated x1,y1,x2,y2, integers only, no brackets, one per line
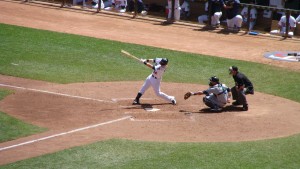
229,66,254,111
209,0,225,27
224,0,243,32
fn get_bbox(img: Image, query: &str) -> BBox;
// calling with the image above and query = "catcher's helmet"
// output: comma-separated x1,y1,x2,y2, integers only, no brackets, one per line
209,76,219,83
160,58,168,65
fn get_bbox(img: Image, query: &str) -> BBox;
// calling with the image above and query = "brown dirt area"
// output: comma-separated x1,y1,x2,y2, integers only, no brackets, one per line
0,0,300,165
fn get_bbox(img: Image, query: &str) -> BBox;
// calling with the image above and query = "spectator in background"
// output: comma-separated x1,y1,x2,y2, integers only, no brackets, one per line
103,0,112,8
128,0,148,15
241,0,257,31
270,14,297,37
269,0,285,20
296,14,300,24
104,0,127,13
209,0,225,27
92,0,104,9
167,0,181,22
181,0,191,19
224,0,243,32
198,2,209,24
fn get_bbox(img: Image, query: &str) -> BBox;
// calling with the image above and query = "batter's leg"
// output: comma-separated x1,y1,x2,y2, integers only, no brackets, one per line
151,79,175,103
133,76,151,104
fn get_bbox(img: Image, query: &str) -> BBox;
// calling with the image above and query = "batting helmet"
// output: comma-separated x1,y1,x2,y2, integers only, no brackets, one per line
209,76,219,83
160,58,168,65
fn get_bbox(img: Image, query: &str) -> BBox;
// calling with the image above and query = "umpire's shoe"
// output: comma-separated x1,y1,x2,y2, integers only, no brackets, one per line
242,104,248,111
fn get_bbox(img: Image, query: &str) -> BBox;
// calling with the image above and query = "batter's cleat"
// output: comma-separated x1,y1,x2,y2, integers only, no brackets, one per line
132,99,140,105
232,101,242,106
242,104,248,111
171,99,177,105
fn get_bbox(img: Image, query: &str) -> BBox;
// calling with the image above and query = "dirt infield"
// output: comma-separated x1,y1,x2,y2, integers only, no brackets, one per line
0,0,300,165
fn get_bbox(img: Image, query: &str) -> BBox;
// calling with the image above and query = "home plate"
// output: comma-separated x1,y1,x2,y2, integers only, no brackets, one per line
144,108,160,112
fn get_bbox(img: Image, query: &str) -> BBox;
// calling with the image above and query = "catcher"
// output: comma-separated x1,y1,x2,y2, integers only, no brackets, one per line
184,76,231,112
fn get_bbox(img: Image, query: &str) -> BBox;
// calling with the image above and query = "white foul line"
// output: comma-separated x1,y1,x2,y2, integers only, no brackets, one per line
0,83,114,103
0,116,132,151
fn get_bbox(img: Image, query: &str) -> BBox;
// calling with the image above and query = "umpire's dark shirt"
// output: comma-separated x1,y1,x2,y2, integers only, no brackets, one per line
233,72,253,88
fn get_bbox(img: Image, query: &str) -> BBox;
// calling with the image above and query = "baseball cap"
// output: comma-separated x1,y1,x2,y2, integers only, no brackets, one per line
229,66,238,71
229,66,238,74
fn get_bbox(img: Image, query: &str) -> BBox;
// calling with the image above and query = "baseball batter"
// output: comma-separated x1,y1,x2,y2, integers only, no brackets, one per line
184,76,231,112
133,58,176,105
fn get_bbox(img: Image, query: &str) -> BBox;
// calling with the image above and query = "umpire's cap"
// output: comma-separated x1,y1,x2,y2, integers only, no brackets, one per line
160,58,168,65
229,66,238,74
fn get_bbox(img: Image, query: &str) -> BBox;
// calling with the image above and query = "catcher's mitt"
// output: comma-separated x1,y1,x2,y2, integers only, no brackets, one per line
184,92,193,100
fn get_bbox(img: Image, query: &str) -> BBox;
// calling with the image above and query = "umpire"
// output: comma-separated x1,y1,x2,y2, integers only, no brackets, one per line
229,66,254,111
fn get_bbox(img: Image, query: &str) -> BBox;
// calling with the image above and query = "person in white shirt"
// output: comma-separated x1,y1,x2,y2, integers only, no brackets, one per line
167,0,181,21
104,0,127,12
133,58,176,105
270,14,297,37
296,14,300,24
240,0,257,31
92,0,104,9
180,0,190,19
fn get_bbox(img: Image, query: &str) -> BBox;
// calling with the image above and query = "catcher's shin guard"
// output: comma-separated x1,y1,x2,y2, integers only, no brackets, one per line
203,97,218,109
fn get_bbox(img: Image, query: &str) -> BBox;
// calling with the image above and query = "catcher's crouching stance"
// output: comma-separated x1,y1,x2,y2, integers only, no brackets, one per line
184,76,231,112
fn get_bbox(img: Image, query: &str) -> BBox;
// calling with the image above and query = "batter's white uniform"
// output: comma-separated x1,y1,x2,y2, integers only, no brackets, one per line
167,0,181,21
139,58,175,102
203,83,230,108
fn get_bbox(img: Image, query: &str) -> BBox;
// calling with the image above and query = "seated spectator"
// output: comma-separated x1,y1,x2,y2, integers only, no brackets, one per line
270,14,297,37
198,2,208,24
104,0,127,13
296,14,300,24
210,0,225,27
180,0,191,19
92,0,104,9
224,0,243,32
240,0,257,31
103,0,113,8
128,0,148,15
166,0,181,22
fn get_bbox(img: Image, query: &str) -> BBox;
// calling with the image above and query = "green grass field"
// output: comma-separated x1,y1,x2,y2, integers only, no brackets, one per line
0,23,300,168
0,89,46,143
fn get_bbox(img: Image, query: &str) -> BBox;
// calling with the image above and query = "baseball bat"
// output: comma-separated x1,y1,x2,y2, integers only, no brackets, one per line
121,50,140,62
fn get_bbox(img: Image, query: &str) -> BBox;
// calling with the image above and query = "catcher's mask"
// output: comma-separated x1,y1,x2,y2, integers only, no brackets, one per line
209,76,219,86
160,58,168,65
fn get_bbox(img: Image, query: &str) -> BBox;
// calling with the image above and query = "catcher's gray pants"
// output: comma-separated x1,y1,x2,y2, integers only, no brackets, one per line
203,94,224,109
231,87,247,105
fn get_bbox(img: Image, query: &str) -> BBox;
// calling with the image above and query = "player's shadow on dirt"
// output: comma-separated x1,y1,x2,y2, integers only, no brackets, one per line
180,105,244,114
199,105,244,113
123,103,171,110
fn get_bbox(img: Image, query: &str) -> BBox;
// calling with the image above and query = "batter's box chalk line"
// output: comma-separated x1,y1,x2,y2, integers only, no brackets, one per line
0,83,115,103
0,116,132,151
